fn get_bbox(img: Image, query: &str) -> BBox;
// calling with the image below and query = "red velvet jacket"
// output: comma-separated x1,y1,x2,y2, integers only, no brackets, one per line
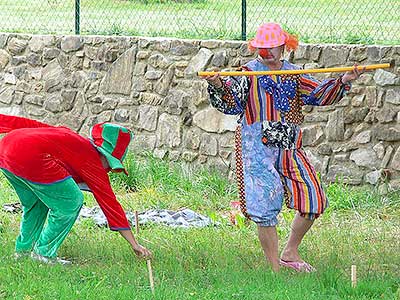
0,114,130,230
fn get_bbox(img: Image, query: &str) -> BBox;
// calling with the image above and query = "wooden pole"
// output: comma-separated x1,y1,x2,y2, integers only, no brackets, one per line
351,265,357,288
147,259,155,295
197,62,392,77
135,210,139,235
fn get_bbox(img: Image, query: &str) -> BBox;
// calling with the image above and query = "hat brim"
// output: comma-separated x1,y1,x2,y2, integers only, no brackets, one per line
97,147,128,175
249,39,285,49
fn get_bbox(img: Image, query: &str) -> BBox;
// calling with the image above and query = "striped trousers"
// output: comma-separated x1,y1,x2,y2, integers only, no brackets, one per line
235,122,328,226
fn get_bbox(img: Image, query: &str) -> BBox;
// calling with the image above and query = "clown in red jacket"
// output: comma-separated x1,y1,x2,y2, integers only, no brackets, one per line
0,114,151,264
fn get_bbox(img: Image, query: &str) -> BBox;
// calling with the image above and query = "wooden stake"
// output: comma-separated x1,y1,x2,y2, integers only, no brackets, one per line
147,259,155,295
135,210,139,235
351,265,357,288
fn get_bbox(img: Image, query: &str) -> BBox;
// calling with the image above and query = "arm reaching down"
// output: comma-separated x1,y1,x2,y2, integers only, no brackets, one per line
119,229,152,258
79,155,152,259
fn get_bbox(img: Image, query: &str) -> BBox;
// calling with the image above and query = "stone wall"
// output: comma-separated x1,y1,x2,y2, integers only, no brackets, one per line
0,33,399,190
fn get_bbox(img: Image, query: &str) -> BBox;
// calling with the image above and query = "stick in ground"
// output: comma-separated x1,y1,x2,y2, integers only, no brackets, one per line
147,259,155,294
135,210,139,235
351,265,357,288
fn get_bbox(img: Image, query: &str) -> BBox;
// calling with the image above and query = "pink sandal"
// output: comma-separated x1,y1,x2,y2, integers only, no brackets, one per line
279,259,316,273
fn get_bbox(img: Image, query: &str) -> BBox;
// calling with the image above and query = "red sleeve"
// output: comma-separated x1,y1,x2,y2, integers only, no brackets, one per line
79,158,130,231
0,114,52,133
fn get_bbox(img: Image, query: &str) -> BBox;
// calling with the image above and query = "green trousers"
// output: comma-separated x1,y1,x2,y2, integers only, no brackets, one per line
1,169,83,258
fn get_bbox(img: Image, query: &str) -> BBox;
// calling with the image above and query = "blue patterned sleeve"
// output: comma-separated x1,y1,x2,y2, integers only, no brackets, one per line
207,76,250,115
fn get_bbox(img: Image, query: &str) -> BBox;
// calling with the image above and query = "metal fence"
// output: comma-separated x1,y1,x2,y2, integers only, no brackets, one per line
0,0,399,45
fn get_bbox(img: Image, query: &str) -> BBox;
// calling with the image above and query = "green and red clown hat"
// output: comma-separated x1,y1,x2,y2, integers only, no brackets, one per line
89,122,133,175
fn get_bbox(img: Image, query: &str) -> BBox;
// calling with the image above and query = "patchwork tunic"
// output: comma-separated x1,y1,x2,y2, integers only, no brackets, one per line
0,114,130,257
208,59,351,226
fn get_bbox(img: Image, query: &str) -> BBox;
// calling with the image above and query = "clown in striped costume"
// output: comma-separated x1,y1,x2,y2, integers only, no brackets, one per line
204,22,363,272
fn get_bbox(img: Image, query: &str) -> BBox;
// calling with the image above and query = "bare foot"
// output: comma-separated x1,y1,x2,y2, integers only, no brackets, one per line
280,248,303,262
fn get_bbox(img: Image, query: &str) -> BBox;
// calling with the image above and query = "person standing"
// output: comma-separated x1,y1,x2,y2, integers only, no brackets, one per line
204,22,363,272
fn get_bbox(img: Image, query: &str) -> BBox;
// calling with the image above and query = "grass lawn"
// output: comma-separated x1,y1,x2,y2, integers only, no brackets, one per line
0,0,398,44
0,154,399,299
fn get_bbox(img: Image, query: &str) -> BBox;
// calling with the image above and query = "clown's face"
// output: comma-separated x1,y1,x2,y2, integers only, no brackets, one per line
257,45,284,64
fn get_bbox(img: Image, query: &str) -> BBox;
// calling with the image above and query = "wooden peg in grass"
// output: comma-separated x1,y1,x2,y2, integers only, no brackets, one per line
147,259,155,295
135,210,139,235
351,265,357,288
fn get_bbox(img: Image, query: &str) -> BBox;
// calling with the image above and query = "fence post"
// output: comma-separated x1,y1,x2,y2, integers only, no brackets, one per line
75,0,80,35
241,0,247,40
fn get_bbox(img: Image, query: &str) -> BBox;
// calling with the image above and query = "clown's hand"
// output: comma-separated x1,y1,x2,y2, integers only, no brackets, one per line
202,68,223,88
341,64,366,84
205,74,223,88
132,243,152,259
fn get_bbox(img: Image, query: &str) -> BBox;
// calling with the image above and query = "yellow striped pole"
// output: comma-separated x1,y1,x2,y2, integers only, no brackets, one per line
197,62,392,77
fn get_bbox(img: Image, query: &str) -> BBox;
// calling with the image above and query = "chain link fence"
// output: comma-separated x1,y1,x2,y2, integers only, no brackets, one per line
0,0,398,45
